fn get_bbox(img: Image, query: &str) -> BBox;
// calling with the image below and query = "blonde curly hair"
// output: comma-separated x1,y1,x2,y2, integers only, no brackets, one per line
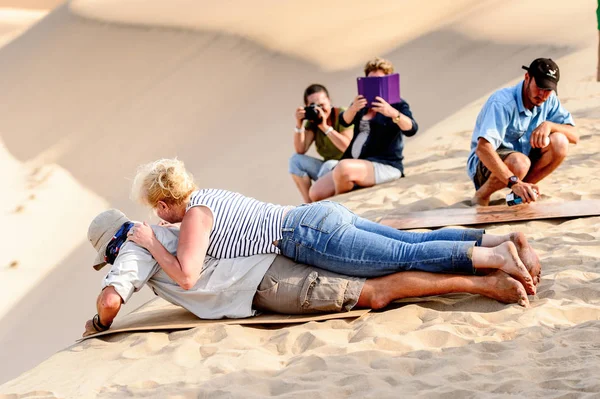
364,57,395,76
131,158,197,208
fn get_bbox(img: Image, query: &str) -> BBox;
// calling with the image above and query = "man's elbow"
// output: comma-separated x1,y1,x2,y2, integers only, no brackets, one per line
475,145,485,158
100,292,122,312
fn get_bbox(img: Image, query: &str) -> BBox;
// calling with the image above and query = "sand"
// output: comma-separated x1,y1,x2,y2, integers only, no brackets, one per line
1,0,599,396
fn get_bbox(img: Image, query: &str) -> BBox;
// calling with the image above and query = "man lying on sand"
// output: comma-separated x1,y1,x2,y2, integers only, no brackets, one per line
130,158,538,296
83,209,540,336
467,58,578,206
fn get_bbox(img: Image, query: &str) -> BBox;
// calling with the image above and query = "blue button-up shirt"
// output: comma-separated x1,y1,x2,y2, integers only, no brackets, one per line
466,80,574,180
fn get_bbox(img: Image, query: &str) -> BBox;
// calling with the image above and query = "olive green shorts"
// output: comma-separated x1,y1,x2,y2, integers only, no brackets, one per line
252,256,365,315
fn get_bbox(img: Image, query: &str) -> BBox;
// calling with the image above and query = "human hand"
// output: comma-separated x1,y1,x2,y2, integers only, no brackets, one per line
530,122,552,148
127,222,155,249
512,181,540,203
83,319,98,337
371,96,397,118
316,107,330,130
295,107,306,127
349,95,367,113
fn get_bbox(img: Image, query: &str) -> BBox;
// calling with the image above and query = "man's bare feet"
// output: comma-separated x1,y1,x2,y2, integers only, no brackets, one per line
494,241,536,295
481,271,530,307
509,232,541,286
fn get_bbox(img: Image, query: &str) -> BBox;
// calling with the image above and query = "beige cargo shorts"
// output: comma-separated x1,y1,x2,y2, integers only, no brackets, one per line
252,256,365,314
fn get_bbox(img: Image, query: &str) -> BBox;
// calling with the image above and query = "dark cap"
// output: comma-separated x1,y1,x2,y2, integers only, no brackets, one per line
522,58,559,92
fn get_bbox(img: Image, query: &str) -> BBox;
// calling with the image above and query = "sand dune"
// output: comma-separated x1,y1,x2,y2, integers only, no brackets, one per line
0,0,56,48
2,176,599,397
69,0,593,71
0,0,599,394
0,137,107,320
0,1,64,10
70,0,483,71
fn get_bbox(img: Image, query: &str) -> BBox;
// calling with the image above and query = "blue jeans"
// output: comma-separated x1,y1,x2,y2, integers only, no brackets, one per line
289,154,338,181
279,201,483,277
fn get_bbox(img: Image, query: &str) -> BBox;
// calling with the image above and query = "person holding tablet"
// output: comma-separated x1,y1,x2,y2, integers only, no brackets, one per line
309,57,419,201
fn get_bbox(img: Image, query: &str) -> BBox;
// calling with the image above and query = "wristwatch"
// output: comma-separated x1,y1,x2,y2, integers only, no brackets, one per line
393,113,401,124
93,314,110,332
507,176,518,188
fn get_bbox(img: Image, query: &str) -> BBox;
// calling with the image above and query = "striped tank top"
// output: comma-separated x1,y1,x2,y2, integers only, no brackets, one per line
186,189,290,259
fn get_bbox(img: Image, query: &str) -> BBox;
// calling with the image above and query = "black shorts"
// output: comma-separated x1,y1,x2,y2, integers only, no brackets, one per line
473,147,542,190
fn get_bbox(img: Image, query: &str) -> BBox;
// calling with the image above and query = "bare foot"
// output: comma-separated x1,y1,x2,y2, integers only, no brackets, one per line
481,271,529,307
494,241,536,295
509,232,541,286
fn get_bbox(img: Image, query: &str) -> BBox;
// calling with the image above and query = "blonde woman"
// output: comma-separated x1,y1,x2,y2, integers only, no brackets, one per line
127,158,539,295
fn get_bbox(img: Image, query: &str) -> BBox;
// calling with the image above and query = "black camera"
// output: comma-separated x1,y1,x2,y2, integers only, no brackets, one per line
304,103,322,123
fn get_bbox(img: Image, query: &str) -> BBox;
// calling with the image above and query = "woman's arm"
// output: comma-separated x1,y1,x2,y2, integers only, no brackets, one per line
372,97,418,136
325,126,353,152
392,111,415,132
293,127,316,154
342,95,367,126
293,106,315,154
129,207,213,290
316,107,352,152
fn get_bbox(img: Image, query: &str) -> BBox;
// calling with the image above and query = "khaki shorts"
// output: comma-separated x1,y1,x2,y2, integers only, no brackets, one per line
252,256,365,315
474,147,542,189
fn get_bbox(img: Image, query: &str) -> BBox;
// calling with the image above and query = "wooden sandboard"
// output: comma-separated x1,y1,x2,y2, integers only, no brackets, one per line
379,199,600,230
80,297,370,341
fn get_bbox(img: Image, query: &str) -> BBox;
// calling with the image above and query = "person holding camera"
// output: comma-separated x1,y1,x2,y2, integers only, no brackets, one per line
290,84,354,203
309,57,418,201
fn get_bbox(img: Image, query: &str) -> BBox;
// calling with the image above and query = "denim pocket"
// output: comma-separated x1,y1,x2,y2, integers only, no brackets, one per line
299,205,337,233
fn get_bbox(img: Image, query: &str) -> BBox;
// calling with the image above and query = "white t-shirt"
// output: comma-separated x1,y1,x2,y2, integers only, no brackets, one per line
351,119,370,158
102,225,275,319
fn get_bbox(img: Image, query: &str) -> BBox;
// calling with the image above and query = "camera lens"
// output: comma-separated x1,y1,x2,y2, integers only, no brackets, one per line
304,103,322,123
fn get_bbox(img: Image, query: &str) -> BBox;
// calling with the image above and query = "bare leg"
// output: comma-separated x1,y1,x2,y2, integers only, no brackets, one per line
472,153,531,206
481,232,541,285
524,133,569,184
357,270,529,309
471,242,535,295
332,159,376,195
291,174,312,203
309,171,336,202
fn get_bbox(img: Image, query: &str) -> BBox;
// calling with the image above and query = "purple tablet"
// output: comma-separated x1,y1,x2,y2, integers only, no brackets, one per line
357,73,401,106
